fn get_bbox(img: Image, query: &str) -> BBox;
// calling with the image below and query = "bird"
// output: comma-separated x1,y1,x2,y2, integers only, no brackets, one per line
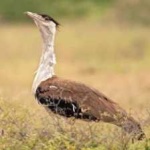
25,11,145,140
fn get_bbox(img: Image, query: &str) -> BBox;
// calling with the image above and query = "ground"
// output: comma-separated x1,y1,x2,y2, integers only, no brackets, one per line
0,21,150,149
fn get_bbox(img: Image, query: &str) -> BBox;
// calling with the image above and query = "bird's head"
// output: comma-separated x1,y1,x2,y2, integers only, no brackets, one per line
25,11,59,42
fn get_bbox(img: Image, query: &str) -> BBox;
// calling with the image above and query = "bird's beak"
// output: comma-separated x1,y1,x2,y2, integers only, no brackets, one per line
25,11,42,22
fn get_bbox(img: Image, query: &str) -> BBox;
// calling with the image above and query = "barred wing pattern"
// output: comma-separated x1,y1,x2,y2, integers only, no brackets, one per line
35,76,145,140
35,76,127,123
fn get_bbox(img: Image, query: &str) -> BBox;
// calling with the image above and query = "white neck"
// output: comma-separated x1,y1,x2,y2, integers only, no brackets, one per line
32,28,56,94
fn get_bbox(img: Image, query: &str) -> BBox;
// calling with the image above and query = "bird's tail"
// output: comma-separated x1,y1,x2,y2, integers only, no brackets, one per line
106,103,146,140
111,105,146,141
119,116,145,140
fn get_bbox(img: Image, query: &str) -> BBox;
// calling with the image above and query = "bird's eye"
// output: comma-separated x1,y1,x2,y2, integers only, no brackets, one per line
45,17,49,21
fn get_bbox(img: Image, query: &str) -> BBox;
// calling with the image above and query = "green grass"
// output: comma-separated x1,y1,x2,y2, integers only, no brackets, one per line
0,21,150,149
0,0,114,21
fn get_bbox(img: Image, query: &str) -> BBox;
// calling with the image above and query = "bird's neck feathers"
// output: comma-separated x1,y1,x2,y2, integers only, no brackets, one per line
32,28,56,94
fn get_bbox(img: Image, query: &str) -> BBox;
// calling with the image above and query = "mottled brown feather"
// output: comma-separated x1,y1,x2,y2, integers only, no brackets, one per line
35,76,145,140
36,76,127,122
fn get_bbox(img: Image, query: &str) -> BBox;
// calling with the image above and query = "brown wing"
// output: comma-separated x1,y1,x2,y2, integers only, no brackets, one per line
35,76,127,122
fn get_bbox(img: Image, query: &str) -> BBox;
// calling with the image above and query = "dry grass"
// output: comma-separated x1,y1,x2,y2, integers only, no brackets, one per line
0,21,150,149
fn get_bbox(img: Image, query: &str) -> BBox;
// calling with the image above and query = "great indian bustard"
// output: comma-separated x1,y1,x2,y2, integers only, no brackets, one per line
26,11,145,140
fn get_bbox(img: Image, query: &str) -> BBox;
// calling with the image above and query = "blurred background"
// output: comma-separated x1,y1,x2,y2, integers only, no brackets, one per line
0,0,150,24
0,0,150,149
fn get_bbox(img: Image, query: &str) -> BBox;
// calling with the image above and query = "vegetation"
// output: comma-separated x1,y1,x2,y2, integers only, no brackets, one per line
0,0,150,149
0,21,150,149
112,0,150,25
0,0,114,21
0,0,150,26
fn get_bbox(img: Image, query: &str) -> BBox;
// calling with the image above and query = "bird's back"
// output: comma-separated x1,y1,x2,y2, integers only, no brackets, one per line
35,76,126,122
35,76,145,140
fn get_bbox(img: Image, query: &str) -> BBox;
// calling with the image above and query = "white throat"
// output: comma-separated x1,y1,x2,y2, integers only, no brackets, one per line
32,26,56,94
